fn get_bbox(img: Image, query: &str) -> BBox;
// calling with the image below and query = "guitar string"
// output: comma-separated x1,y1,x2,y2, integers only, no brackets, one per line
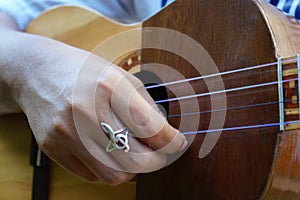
167,99,292,119
143,58,300,134
153,77,298,104
144,58,297,104
145,57,297,90
167,97,296,134
181,120,300,135
158,78,299,134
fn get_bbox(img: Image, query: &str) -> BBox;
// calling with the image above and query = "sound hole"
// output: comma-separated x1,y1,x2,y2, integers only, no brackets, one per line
134,70,169,117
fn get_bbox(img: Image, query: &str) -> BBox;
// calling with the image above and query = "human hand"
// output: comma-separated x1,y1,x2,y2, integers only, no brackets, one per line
1,32,187,185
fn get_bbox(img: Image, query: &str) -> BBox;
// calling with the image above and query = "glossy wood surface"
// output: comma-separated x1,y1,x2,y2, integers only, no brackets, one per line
262,131,300,199
26,6,141,53
1,1,300,200
137,0,300,199
254,4,300,198
255,0,300,58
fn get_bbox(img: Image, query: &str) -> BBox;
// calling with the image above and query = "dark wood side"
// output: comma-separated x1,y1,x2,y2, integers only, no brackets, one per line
137,0,279,199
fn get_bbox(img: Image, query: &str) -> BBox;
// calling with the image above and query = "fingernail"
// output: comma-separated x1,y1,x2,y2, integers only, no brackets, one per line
179,139,188,151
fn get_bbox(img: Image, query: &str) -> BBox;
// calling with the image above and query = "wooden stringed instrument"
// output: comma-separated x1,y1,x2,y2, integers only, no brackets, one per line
1,0,300,199
138,0,300,199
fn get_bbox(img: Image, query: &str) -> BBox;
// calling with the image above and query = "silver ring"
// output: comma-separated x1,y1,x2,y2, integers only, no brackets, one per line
100,122,130,153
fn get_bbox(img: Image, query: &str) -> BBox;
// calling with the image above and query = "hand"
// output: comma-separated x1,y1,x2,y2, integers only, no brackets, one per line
1,32,187,185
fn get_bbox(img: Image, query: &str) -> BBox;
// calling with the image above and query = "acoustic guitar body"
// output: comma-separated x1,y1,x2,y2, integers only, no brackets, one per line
1,1,300,200
137,0,300,199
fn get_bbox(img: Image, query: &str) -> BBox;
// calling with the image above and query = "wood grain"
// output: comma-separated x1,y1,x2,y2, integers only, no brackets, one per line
2,1,300,199
137,0,300,199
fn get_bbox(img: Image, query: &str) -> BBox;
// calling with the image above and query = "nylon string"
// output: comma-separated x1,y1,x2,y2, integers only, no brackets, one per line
143,58,300,134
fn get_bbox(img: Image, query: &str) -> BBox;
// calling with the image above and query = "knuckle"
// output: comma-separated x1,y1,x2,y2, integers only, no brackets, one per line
39,136,53,152
39,104,75,152
53,122,71,139
130,109,151,128
65,101,73,113
47,101,73,135
128,99,153,129
98,78,114,95
98,68,124,94
131,76,144,87
130,108,167,139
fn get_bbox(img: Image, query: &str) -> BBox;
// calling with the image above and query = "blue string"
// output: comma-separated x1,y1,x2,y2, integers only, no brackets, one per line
182,121,300,135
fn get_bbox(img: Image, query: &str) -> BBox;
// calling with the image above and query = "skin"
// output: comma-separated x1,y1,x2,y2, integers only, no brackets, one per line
0,12,187,185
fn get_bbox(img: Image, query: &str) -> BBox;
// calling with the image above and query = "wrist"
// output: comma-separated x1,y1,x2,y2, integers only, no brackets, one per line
0,30,75,109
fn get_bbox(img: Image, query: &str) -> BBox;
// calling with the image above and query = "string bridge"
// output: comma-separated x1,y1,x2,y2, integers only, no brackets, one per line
278,55,300,131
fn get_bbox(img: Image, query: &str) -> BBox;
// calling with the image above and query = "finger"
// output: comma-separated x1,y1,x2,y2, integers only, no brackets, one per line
75,148,136,186
70,104,132,176
49,149,135,185
64,155,99,182
110,73,187,154
44,132,136,185
109,132,167,173
71,100,143,177
98,111,167,173
46,152,99,182
124,72,183,153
